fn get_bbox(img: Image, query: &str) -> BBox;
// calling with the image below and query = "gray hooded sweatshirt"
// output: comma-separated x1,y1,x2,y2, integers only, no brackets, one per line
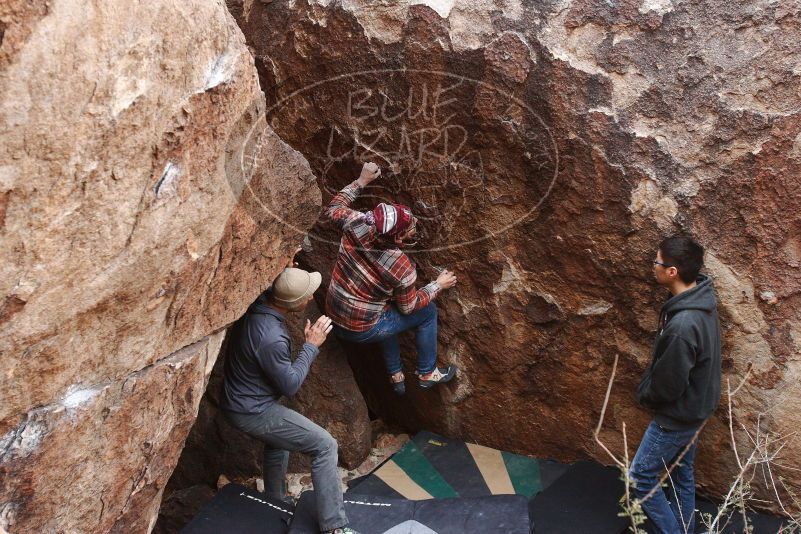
637,274,722,430
221,291,319,415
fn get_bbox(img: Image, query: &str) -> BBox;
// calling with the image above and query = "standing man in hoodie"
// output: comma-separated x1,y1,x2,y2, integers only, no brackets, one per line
221,266,360,534
630,236,722,534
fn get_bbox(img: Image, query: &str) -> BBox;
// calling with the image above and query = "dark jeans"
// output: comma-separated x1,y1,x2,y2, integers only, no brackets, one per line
630,420,701,534
335,302,438,375
223,404,347,531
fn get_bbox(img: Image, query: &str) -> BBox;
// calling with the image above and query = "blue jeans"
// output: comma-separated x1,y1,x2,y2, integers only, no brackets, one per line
630,420,700,534
335,302,438,375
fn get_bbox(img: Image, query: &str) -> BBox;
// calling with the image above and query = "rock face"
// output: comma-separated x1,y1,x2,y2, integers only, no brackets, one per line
1,335,224,533
152,484,216,534
228,0,801,511
3,0,800,530
1,1,320,532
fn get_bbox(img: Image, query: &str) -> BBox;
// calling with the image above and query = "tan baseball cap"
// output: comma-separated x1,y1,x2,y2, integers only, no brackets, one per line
271,267,322,310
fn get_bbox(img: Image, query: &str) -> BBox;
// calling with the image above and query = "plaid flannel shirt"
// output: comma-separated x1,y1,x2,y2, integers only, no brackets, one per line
324,180,439,332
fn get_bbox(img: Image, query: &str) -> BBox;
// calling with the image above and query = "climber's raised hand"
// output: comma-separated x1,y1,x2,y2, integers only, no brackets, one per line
357,161,381,187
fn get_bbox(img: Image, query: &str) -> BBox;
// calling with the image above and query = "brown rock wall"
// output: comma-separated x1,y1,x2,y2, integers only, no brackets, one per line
0,334,224,533
228,0,801,512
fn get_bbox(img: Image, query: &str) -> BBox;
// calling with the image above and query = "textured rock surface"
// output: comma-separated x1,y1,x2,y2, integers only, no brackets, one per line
228,0,801,511
0,334,224,534
1,0,320,532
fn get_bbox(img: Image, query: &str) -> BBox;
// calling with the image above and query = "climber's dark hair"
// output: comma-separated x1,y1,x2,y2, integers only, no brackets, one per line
659,236,704,284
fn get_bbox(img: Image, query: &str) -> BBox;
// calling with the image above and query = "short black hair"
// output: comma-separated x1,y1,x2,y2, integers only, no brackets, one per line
659,236,704,284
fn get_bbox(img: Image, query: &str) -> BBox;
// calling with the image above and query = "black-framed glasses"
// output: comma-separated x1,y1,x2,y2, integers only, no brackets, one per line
653,260,673,268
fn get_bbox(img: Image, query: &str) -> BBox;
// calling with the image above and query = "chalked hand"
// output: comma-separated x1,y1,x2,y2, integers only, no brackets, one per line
357,162,381,187
286,245,302,268
436,269,458,289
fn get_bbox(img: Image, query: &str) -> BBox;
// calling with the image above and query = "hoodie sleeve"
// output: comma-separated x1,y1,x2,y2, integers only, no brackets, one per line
255,339,319,398
325,180,363,230
637,334,696,406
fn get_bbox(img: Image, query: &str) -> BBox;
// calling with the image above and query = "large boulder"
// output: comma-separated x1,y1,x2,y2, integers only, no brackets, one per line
0,0,320,531
1,334,224,533
227,0,801,512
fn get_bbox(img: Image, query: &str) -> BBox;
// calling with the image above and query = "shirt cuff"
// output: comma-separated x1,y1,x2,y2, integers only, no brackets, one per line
423,281,440,297
301,342,320,359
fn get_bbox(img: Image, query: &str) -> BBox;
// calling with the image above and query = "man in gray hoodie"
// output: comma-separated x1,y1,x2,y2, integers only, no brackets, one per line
630,236,722,534
221,266,360,534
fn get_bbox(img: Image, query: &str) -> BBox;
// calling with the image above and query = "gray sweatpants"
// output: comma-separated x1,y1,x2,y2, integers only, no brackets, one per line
224,404,348,531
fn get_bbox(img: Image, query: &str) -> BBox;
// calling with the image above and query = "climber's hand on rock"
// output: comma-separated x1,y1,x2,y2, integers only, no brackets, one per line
436,269,457,290
305,315,333,347
357,162,381,187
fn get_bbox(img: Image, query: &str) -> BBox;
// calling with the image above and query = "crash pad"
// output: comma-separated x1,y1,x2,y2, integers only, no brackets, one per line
529,460,629,534
347,431,566,501
180,483,293,534
640,496,790,534
289,490,531,534
180,431,791,534
697,497,790,533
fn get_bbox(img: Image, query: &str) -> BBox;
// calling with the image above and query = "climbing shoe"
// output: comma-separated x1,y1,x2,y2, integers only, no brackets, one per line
418,365,457,388
390,371,406,395
324,527,361,534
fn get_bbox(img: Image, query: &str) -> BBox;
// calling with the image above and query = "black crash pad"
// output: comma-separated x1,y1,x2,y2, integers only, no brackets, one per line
529,460,628,534
641,496,790,534
181,483,294,534
695,497,789,533
289,491,531,534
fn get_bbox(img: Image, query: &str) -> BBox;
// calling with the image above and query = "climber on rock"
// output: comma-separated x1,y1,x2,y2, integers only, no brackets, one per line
324,161,458,395
629,236,722,534
220,266,360,534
